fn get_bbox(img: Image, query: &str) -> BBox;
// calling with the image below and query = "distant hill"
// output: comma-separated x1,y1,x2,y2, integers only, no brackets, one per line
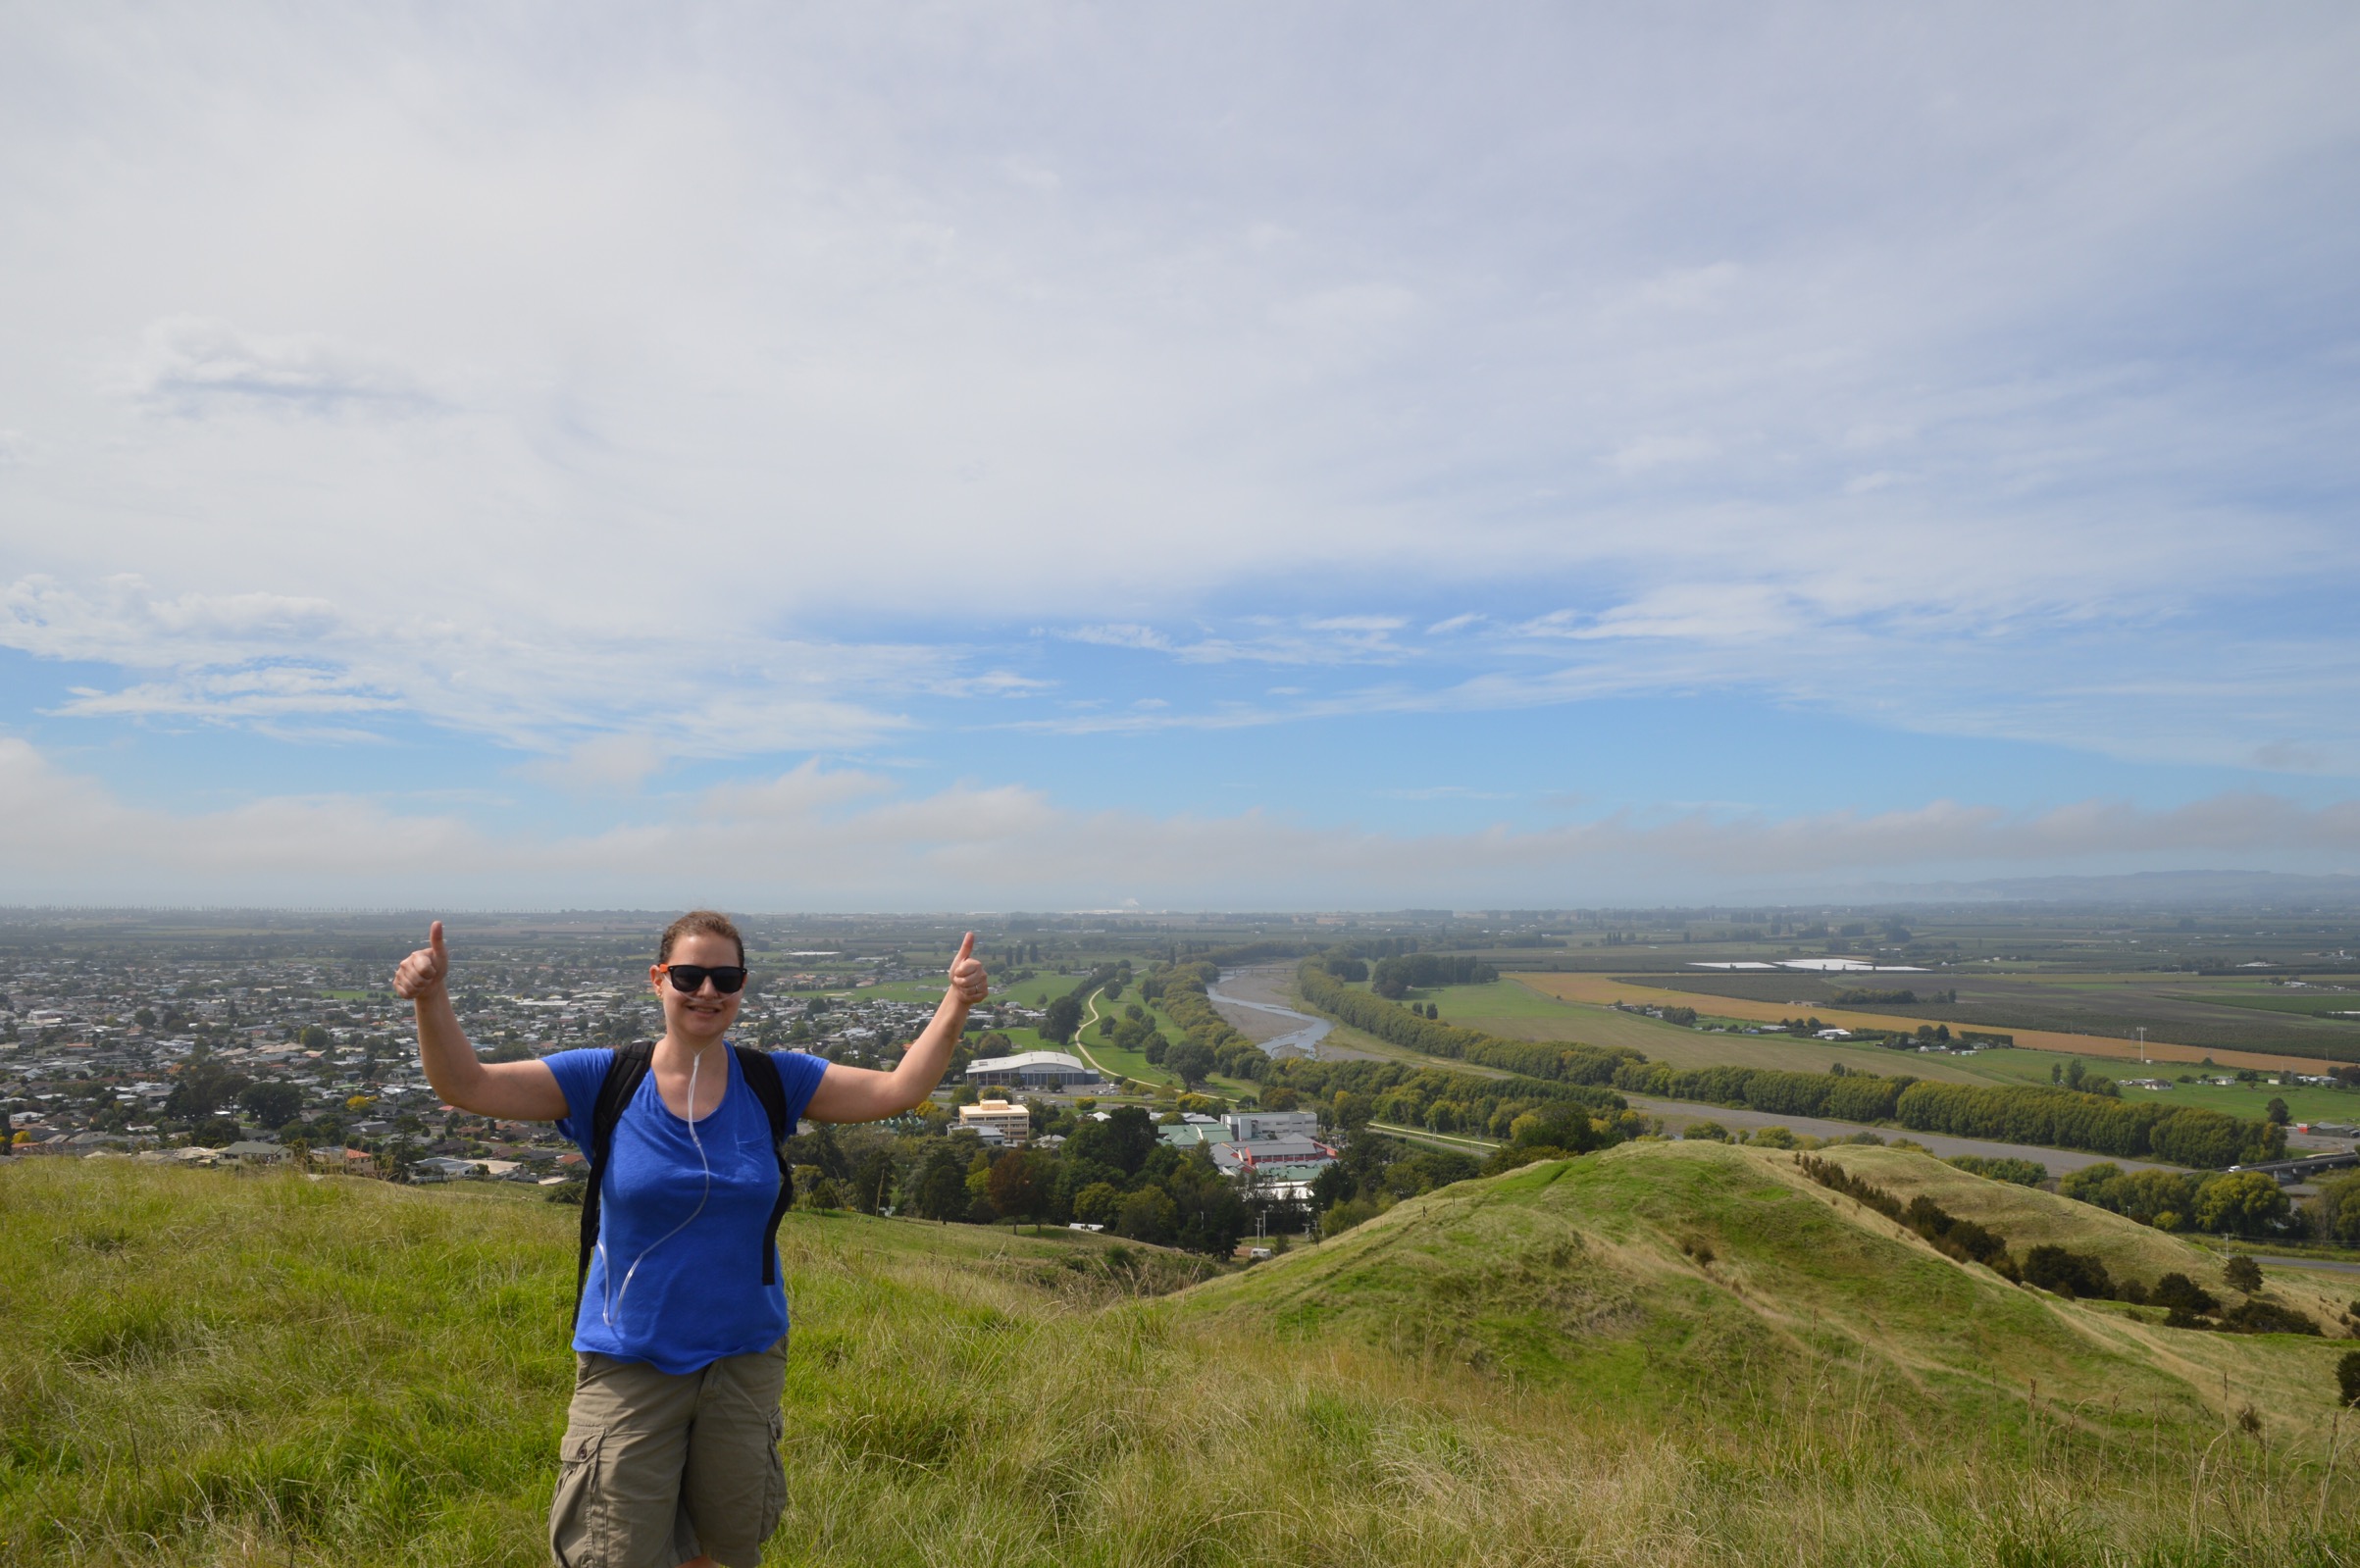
1849,869,2360,907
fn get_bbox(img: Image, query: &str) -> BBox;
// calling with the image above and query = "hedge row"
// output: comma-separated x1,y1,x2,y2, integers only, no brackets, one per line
1266,1056,1624,1138
1893,1081,2282,1169
1297,961,1637,1087
1614,1060,2282,1169
1155,962,1275,1082
1611,1061,1913,1124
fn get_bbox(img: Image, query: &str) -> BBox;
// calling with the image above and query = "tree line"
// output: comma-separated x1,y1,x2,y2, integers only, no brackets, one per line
1298,960,1636,1087
1293,954,2281,1169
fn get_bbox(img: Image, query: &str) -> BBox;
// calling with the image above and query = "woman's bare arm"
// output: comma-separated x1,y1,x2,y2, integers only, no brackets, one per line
394,921,570,1122
804,933,987,1123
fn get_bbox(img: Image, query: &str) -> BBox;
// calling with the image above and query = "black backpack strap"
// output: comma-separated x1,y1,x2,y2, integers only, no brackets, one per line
735,1045,795,1285
577,1042,655,1311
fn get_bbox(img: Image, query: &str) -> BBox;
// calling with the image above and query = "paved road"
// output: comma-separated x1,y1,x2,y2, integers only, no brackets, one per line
2236,1254,2360,1283
1623,1095,2189,1176
2243,1254,2360,1276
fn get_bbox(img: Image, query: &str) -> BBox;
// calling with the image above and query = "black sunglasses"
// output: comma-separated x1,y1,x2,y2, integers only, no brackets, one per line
657,963,748,994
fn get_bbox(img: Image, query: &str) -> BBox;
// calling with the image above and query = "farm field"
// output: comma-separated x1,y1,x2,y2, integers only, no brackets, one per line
1329,975,2360,1133
1630,968,2360,1059
10,1148,2356,1566
1407,980,1999,1085
1516,972,2331,1074
1959,1048,2360,1126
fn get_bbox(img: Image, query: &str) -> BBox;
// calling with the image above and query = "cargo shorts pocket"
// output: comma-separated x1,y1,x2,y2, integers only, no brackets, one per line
549,1431,606,1568
760,1407,788,1535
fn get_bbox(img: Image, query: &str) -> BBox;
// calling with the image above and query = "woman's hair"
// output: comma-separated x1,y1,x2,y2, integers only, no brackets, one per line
658,909,745,965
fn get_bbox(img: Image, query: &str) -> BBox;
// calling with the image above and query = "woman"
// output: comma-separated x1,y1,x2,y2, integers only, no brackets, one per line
393,909,986,1568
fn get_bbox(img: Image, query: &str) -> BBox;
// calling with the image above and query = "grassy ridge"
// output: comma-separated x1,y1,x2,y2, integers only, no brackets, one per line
7,1155,2360,1566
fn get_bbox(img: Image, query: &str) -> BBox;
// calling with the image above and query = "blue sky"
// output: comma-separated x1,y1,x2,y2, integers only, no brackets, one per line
0,3,2356,908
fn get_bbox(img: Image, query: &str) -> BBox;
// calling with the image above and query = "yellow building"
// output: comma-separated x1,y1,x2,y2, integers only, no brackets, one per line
956,1099,1031,1142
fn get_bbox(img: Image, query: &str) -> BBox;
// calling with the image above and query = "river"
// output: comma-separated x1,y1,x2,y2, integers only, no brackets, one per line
1207,966,1334,1060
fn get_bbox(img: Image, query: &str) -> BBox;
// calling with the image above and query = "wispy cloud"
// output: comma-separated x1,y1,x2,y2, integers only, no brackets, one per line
0,4,2355,896
0,736,2350,907
121,317,438,418
1064,616,1416,667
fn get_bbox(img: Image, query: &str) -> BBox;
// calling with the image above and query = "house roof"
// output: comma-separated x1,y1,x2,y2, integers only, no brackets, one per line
965,1050,1090,1075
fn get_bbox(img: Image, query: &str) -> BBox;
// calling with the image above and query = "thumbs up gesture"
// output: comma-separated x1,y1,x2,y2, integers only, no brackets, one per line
394,920,451,1000
947,932,988,1006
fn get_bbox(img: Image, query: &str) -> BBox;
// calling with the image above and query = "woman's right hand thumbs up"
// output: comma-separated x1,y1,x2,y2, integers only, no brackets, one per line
394,920,450,1000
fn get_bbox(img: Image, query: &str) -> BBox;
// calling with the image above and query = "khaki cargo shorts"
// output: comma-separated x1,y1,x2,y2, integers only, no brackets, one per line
549,1338,789,1568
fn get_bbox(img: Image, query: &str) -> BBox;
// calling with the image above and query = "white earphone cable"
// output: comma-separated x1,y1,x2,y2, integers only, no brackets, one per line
599,1045,715,1331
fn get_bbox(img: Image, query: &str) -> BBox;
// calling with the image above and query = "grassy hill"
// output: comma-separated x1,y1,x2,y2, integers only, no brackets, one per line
6,1151,2357,1566
1187,1141,2353,1421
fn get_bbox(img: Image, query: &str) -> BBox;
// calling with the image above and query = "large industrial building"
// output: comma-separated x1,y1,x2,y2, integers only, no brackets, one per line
962,1049,1102,1091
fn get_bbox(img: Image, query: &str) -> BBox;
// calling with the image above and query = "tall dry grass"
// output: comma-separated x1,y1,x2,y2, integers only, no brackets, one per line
4,1160,2355,1566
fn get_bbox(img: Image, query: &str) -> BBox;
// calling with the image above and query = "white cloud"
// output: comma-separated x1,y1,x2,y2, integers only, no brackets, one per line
120,317,436,418
0,737,2350,907
1606,434,1719,473
0,574,923,756
0,4,2355,852
1062,617,1415,668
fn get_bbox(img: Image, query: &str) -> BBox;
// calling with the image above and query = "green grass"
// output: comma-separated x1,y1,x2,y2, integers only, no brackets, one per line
8,1151,2360,1566
1379,980,2002,1085
1964,1048,2360,1122
1399,980,2360,1119
1631,969,2360,1059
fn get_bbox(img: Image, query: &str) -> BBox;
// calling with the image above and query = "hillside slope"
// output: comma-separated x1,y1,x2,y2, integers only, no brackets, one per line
6,1155,2357,1567
1182,1140,2354,1435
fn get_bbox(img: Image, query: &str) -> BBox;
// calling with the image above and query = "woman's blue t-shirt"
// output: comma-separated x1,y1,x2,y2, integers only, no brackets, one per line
543,1045,829,1374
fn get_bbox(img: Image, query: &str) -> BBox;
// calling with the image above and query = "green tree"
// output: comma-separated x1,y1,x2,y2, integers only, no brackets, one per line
1072,1181,1122,1228
1066,1106,1158,1176
1114,1185,1179,1245
2194,1172,2290,1236
2223,1254,2264,1294
986,1149,1048,1232
1165,1040,1216,1088
237,1081,303,1130
2313,1171,2360,1246
849,1148,896,1215
190,1117,241,1148
2265,1097,2290,1126
165,1060,251,1121
913,1146,967,1224
2339,1350,2360,1408
1042,994,1084,1043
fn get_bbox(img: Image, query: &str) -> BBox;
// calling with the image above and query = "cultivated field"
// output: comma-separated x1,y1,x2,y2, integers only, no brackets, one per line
1517,972,2334,1074
1631,968,2360,1059
1410,979,2001,1084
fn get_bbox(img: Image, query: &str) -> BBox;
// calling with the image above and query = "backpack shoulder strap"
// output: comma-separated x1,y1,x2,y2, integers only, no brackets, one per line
735,1046,795,1286
576,1042,655,1310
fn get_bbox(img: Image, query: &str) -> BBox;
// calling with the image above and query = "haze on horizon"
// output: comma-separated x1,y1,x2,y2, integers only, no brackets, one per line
1,3,2356,910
